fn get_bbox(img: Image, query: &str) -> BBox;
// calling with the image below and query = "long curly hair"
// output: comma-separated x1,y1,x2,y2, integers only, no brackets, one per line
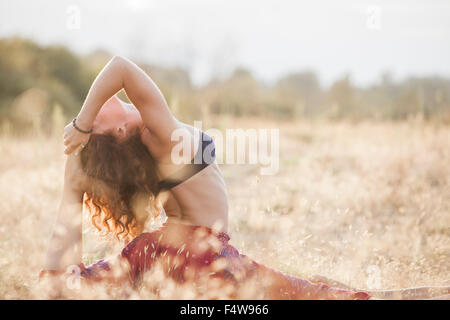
80,127,161,241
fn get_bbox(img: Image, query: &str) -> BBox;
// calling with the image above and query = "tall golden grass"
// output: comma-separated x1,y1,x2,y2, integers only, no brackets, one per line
0,116,448,299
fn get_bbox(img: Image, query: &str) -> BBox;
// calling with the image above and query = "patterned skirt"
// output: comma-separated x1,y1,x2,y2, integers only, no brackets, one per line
80,222,370,300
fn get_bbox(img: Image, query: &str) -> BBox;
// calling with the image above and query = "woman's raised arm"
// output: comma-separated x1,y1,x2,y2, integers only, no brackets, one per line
43,154,86,271
65,56,177,155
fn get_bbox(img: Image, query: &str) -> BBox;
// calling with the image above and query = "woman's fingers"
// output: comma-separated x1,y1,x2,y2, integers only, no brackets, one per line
64,142,80,155
64,145,74,155
74,144,85,156
65,139,88,154
63,122,90,155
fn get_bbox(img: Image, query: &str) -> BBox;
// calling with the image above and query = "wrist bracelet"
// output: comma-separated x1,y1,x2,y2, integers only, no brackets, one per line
72,117,93,134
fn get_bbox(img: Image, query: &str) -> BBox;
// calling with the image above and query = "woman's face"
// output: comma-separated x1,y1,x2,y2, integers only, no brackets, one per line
93,97,143,141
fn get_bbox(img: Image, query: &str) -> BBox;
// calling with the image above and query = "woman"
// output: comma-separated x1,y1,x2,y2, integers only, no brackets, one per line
41,56,449,300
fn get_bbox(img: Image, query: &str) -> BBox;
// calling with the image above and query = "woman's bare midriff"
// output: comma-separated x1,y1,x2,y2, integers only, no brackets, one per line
161,163,229,233
139,120,228,233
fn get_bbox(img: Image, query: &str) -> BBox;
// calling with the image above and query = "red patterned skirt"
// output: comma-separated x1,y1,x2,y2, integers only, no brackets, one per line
81,222,370,300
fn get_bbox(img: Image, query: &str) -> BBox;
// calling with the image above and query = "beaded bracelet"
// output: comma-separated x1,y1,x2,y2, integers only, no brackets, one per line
72,117,93,134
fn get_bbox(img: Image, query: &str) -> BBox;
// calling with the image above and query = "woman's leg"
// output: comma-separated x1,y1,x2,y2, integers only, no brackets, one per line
237,257,370,300
309,275,450,300
428,294,450,300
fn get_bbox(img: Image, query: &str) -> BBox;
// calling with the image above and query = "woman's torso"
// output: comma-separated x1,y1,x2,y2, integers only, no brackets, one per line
141,121,229,232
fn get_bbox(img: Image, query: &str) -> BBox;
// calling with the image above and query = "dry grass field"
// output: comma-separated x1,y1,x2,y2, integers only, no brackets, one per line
0,117,449,299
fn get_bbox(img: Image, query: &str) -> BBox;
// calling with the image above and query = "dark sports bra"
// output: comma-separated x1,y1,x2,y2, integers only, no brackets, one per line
158,131,216,190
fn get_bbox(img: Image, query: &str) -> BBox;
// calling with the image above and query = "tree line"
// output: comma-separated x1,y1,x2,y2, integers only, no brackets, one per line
1,37,449,135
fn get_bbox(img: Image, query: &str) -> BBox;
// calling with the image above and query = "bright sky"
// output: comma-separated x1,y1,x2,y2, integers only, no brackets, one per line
1,0,449,87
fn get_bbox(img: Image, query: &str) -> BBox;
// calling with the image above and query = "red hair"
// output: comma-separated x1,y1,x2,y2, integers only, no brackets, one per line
80,127,161,241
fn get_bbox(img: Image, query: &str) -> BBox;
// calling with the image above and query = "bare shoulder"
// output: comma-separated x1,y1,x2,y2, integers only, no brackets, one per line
141,121,195,164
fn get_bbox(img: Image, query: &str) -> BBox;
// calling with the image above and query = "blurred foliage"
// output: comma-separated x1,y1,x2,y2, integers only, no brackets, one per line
1,37,450,136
